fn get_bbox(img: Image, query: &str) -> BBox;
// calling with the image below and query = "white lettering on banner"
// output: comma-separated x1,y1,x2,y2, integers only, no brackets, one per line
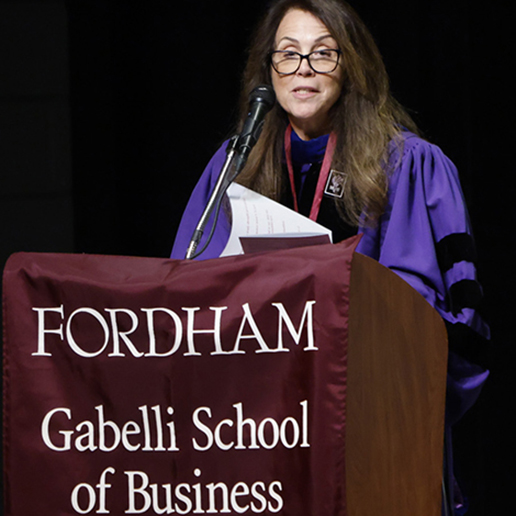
142,308,183,357
192,401,310,452
31,302,318,358
40,405,179,453
40,402,309,454
183,306,228,356
231,303,271,354
71,467,114,514
32,306,65,356
125,469,283,515
105,309,142,358
272,301,318,351
67,308,111,358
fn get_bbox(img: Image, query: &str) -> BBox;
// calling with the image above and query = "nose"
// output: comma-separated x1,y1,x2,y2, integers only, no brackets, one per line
296,55,315,76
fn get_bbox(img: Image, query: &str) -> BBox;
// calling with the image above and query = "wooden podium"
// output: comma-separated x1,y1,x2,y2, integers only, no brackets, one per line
2,244,448,516
347,253,448,516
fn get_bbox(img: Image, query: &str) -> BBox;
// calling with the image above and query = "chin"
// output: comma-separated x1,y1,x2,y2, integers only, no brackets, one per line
291,113,329,136
291,111,322,126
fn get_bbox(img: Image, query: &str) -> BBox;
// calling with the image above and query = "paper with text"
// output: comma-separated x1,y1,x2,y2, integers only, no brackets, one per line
221,183,332,256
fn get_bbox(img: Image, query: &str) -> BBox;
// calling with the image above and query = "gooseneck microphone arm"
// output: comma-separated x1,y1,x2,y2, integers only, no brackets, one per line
184,135,239,260
185,85,276,260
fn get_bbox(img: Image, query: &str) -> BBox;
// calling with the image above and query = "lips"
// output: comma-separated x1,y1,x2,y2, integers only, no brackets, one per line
292,86,319,99
293,86,318,93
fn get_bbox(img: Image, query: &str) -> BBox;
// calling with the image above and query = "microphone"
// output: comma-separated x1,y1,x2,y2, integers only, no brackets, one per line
235,85,276,165
185,85,275,260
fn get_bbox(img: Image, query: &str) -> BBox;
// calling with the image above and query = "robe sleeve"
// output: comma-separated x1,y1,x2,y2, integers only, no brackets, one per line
170,141,232,260
356,133,489,423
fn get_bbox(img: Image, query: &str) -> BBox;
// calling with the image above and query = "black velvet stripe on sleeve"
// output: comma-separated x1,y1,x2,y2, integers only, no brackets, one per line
436,233,477,272
449,279,483,314
444,320,490,369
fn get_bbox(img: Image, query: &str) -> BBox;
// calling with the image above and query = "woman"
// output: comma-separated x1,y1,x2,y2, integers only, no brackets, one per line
172,1,489,513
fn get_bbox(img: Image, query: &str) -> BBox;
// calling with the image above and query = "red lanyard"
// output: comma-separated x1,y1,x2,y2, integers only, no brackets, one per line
284,125,337,221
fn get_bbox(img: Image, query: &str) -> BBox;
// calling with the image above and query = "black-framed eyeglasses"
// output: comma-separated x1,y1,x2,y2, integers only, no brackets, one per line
270,49,342,75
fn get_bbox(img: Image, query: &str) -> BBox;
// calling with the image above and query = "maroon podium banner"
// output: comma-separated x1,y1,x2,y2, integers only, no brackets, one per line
3,237,359,516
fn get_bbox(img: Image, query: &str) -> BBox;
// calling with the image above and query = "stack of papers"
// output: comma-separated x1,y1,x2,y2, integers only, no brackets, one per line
221,183,332,257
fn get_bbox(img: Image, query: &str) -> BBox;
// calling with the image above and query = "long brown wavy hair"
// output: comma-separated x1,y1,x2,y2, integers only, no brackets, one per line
235,0,419,226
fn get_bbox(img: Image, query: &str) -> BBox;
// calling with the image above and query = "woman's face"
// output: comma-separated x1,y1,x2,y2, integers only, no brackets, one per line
271,9,343,140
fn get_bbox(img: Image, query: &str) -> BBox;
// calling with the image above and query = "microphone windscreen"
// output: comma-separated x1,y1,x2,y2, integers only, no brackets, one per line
250,85,276,109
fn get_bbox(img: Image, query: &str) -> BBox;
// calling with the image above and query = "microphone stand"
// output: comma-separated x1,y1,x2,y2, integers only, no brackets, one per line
185,135,239,260
184,85,275,260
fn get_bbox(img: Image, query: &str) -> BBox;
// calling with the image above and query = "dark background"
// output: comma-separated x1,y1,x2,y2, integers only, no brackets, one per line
1,0,514,514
